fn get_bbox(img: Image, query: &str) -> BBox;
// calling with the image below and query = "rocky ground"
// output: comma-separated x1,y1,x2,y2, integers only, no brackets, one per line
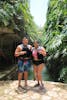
0,80,67,100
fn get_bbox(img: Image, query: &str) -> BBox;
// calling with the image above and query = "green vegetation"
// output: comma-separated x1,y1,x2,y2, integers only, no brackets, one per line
0,0,38,68
42,0,67,83
0,0,67,83
0,0,38,37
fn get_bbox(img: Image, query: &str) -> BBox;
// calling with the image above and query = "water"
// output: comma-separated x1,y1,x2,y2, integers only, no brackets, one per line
28,65,53,81
0,64,53,81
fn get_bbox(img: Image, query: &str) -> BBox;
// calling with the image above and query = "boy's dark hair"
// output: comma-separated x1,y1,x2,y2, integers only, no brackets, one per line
22,37,28,40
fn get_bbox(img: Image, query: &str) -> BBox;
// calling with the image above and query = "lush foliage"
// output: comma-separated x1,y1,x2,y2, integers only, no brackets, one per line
0,0,37,37
43,0,67,83
0,0,38,68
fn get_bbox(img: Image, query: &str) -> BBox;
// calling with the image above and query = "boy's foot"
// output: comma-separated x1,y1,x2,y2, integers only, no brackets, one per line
24,85,30,90
15,85,23,93
16,85,27,93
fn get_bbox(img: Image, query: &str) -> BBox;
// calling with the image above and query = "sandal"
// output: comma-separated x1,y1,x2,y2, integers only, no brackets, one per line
16,85,27,93
39,83,44,90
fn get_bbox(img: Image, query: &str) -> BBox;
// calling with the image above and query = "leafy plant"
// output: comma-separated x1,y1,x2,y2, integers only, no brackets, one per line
42,0,67,82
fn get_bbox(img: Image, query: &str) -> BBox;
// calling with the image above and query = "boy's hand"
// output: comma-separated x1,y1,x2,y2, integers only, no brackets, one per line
20,51,26,55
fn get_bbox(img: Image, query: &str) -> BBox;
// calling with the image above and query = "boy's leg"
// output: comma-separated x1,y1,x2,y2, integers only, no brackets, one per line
18,72,23,87
24,60,31,87
24,71,28,86
18,60,23,87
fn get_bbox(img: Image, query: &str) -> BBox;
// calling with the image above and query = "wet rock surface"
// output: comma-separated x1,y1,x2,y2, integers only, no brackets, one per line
0,80,67,100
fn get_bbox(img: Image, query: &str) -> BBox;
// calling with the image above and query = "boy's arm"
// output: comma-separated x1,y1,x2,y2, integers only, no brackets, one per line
14,46,26,57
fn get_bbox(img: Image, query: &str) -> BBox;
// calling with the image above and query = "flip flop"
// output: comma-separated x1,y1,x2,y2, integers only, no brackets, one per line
15,86,27,94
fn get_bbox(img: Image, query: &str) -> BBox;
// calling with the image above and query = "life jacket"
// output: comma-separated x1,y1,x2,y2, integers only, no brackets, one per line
32,46,44,60
19,44,32,59
37,52,44,60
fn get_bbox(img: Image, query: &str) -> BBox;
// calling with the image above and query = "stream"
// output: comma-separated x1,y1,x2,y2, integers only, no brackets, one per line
28,65,53,81
0,64,53,81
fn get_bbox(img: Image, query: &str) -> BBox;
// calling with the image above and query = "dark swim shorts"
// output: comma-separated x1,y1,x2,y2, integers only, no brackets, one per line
33,59,44,66
18,59,31,72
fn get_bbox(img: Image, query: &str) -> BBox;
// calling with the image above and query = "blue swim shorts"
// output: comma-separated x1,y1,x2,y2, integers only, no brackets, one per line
18,59,31,72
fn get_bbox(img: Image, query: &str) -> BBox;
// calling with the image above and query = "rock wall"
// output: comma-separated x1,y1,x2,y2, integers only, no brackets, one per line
0,30,21,69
